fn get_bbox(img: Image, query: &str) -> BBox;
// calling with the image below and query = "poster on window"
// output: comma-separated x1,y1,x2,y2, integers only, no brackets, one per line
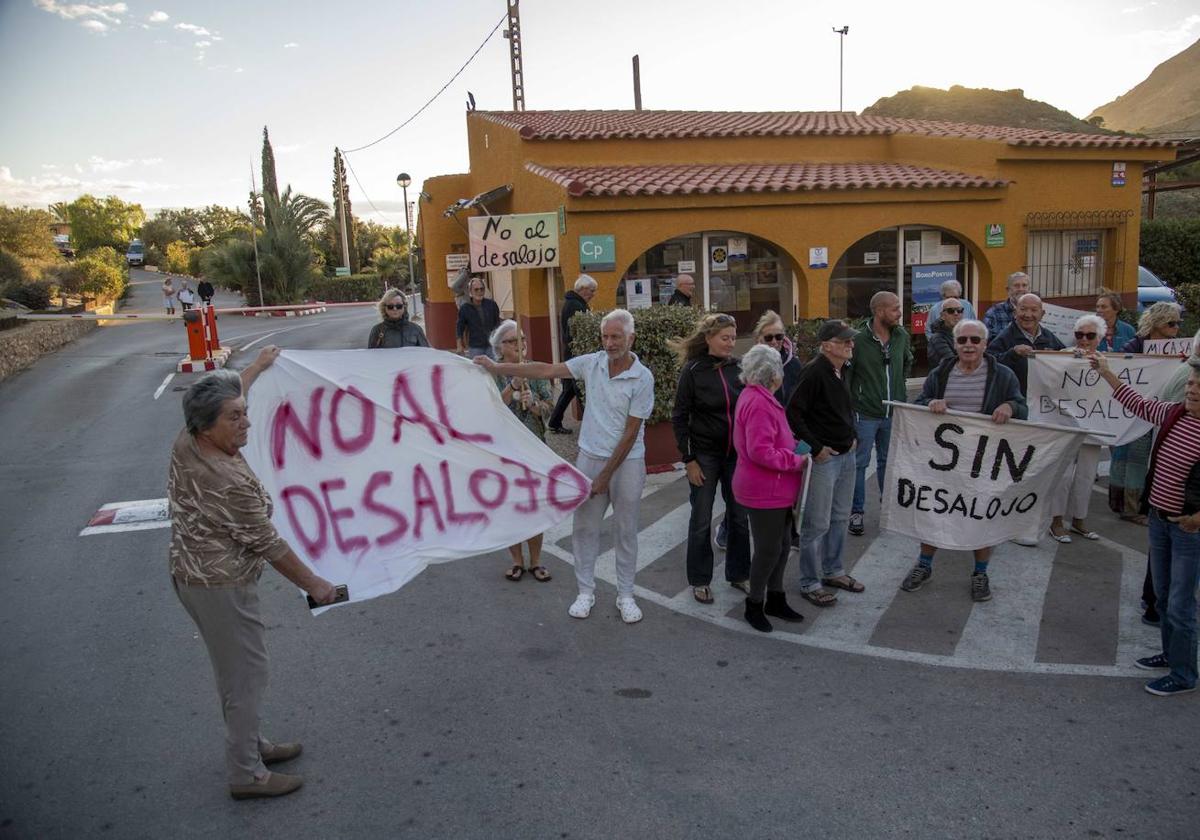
727,237,748,259
911,265,956,333
624,278,654,310
710,245,728,272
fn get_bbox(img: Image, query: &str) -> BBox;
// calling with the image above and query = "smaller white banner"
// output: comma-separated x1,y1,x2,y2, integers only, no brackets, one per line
1145,336,1193,356
1039,302,1091,347
1027,352,1184,445
809,246,828,268
881,403,1087,551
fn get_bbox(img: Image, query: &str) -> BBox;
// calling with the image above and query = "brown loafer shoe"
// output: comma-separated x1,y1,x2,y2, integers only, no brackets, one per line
229,771,304,800
260,741,303,765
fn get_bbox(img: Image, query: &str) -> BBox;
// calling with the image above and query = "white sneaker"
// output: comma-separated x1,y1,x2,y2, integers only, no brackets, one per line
616,596,642,624
1012,536,1039,547
568,593,595,619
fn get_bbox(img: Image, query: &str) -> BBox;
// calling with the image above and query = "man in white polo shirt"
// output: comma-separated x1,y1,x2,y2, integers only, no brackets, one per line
475,309,655,623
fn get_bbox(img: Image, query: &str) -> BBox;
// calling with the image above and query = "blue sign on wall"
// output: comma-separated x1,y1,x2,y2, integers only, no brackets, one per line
911,265,958,305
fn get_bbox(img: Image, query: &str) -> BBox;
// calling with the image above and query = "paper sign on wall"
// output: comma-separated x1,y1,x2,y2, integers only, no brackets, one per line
727,237,748,259
468,212,560,271
904,241,921,266
710,245,728,271
864,252,880,265
809,247,829,269
625,278,653,309
677,259,696,273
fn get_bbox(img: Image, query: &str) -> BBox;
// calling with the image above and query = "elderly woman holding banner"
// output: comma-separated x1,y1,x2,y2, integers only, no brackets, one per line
169,347,338,800
901,319,1028,602
733,344,808,632
489,319,554,582
1091,351,1200,697
1108,302,1184,524
1048,315,1109,543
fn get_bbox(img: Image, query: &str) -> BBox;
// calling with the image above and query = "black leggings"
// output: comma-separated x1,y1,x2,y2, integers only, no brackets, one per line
746,507,794,602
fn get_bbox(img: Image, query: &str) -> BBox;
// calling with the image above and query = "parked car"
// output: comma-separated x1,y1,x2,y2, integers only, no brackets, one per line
126,239,145,267
1137,265,1179,313
53,234,74,259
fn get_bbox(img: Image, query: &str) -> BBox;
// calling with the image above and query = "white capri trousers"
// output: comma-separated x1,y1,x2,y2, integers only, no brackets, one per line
1052,443,1103,522
571,452,645,598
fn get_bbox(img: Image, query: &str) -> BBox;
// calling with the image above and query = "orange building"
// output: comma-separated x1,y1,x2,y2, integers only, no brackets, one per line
418,110,1174,361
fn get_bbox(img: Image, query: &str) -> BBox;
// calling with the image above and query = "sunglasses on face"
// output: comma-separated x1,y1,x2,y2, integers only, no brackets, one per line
1166,321,1180,328
955,335,983,345
1075,331,1097,340
385,303,406,310
943,307,964,315
762,332,786,342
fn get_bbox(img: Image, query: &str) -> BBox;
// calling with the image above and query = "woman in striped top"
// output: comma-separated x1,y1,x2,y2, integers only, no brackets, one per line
1092,351,1200,697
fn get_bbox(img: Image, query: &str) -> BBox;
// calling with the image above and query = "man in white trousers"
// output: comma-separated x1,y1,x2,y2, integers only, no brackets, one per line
476,309,655,623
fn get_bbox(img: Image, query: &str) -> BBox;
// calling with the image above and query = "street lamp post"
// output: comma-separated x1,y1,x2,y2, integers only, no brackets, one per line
833,26,849,112
396,172,416,294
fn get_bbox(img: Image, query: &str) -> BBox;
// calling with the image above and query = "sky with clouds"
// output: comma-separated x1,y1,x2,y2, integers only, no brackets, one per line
0,0,1197,224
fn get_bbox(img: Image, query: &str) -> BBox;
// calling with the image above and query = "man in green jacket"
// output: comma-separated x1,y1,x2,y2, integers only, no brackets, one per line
847,291,913,536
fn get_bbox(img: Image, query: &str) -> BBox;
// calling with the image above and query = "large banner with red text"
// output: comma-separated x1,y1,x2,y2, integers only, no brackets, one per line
243,349,590,611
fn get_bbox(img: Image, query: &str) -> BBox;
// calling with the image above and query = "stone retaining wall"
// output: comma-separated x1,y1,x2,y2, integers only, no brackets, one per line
0,320,97,382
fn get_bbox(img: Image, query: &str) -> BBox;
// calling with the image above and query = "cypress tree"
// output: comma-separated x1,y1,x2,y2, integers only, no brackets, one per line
261,126,280,231
331,148,358,273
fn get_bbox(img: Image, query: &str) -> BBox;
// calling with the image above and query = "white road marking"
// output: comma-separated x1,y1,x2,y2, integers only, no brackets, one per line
1101,533,1159,666
240,329,285,352
80,520,171,537
80,497,171,536
153,373,175,400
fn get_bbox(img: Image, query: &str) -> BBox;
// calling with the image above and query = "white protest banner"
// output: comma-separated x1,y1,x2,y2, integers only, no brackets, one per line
468,212,560,272
880,403,1086,551
1145,336,1193,356
243,349,590,611
1027,352,1183,446
1039,302,1090,347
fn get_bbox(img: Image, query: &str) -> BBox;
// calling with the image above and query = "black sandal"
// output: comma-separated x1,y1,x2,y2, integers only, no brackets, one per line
505,565,524,581
530,565,552,582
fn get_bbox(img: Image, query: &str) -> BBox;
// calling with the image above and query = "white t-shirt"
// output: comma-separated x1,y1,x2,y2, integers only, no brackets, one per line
565,350,655,460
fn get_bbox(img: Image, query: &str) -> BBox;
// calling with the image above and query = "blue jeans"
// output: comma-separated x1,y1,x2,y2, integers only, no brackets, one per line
1148,510,1200,688
853,415,892,515
799,450,855,592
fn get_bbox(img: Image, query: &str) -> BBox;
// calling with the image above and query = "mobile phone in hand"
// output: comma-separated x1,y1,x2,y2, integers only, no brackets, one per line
307,584,349,610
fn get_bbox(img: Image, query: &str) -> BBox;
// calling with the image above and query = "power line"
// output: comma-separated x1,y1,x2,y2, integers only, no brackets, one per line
341,14,506,154
341,152,396,225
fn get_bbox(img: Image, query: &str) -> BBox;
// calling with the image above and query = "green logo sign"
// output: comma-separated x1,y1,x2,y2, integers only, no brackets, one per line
335,266,352,276
579,234,616,271
985,224,1005,248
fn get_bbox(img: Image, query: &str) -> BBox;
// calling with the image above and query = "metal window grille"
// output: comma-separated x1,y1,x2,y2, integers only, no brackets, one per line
1024,210,1130,299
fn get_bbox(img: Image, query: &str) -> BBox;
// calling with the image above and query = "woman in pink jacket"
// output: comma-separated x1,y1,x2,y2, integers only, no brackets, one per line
733,344,810,632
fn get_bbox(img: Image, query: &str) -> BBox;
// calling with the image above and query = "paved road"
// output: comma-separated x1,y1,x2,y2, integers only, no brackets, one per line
1,272,1197,839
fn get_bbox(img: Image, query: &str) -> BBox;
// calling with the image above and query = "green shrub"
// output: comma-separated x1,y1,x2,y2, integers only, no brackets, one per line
785,318,828,363
1140,218,1200,288
567,305,702,425
307,274,387,303
2,279,54,310
163,240,194,275
0,249,31,285
74,247,128,302
145,245,165,267
1174,283,1200,317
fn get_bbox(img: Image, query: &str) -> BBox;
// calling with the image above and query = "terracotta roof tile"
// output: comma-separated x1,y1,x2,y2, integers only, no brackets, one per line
525,162,1009,197
478,110,1173,149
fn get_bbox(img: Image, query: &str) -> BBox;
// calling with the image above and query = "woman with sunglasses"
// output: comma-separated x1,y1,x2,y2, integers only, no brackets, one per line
753,310,803,405
1048,315,1109,543
902,319,1027,602
1095,290,1136,352
368,288,429,349
1108,302,1184,526
489,320,554,582
671,313,751,602
927,297,965,369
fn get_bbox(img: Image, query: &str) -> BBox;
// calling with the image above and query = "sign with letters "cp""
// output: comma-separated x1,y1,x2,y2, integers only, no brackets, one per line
468,212,560,272
579,234,615,272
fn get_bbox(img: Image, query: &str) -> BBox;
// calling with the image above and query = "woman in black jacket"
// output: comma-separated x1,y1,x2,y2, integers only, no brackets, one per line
671,313,751,602
367,289,429,349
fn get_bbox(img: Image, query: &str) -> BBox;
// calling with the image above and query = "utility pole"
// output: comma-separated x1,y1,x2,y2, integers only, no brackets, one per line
503,1,525,110
334,147,351,271
248,162,265,307
632,55,642,110
833,26,849,112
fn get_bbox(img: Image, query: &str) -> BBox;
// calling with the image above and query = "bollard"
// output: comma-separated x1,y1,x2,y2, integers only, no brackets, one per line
183,309,209,361
203,303,220,353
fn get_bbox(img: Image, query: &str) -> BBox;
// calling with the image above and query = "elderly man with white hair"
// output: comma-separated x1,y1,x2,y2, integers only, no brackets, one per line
923,278,978,337
983,271,1031,338
986,292,1065,395
476,309,655,624
547,274,597,434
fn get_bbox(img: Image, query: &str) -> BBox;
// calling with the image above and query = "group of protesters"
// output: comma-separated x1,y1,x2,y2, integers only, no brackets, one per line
168,269,1200,799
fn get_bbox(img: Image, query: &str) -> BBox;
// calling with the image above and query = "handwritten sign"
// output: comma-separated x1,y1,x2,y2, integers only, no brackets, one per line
468,212,560,271
881,403,1086,550
1145,336,1193,356
243,349,589,611
1027,353,1183,446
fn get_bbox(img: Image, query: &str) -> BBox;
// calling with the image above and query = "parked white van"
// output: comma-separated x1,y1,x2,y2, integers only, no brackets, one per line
126,240,145,267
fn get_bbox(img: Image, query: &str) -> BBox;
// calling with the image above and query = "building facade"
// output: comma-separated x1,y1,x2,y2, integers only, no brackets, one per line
418,110,1173,361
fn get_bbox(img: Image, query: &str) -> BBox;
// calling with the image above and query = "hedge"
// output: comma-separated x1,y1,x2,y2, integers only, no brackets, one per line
1141,218,1200,288
566,305,702,425
308,273,389,303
